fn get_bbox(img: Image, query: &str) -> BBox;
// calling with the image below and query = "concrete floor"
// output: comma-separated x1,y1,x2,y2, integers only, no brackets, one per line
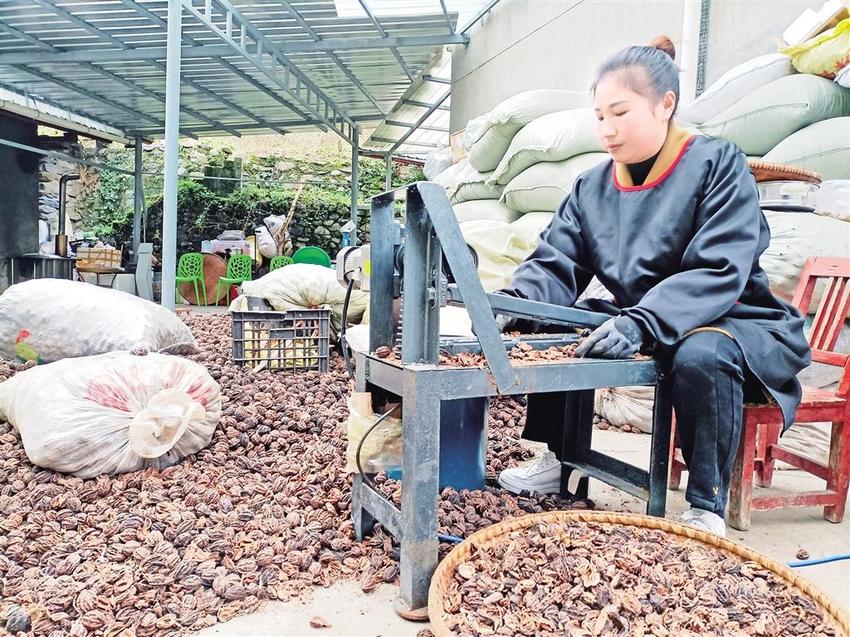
196,429,850,637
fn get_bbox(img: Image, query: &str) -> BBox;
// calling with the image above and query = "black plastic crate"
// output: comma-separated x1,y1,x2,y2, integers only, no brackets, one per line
231,309,330,372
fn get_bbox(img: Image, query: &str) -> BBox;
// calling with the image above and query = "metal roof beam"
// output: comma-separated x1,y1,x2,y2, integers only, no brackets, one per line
136,111,384,136
278,0,386,116
371,136,437,148
1,20,239,136
437,0,454,34
384,120,448,133
0,33,469,65
357,0,414,81
28,0,284,135
118,0,310,131
10,65,164,127
390,90,450,153
179,0,356,143
402,99,449,111
422,74,451,84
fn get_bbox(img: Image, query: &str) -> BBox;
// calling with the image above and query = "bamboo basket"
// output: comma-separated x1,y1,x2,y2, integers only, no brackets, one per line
748,160,822,184
428,510,850,636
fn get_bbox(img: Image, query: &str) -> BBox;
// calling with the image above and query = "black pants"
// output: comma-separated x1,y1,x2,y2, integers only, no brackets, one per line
524,331,766,515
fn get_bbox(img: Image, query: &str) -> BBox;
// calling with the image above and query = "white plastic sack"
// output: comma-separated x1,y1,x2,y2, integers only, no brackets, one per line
680,54,795,125
761,210,850,302
0,351,221,477
698,74,850,155
837,63,850,88
447,160,503,204
0,279,197,363
345,393,402,474
432,161,466,190
424,147,454,180
762,117,850,180
508,212,555,248
490,109,604,186
453,200,522,224
502,153,610,213
256,225,278,259
237,263,368,336
462,114,489,151
594,386,655,433
467,90,591,172
460,220,538,292
816,180,850,221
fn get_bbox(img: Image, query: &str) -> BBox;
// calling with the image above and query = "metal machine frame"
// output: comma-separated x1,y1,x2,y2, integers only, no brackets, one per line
351,182,673,617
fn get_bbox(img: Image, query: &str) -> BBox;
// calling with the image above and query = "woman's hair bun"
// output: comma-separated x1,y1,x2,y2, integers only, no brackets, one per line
648,35,676,61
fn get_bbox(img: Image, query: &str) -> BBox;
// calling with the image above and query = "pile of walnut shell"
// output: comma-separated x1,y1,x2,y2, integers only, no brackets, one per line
0,314,585,636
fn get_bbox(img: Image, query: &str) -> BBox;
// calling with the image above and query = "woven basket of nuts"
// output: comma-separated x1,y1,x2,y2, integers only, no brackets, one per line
429,510,850,636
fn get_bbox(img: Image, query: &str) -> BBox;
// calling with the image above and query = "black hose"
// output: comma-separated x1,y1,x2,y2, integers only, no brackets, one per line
340,277,355,381
356,404,400,492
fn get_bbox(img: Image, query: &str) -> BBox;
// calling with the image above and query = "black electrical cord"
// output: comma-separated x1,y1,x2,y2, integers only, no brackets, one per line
340,276,355,381
356,403,400,492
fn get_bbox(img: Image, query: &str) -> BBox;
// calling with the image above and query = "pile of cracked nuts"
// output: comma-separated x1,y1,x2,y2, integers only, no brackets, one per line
0,314,582,636
436,520,841,636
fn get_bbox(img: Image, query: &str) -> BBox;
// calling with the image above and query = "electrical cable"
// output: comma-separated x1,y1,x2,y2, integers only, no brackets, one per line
340,277,355,381
356,404,401,492
788,553,850,568
438,533,464,544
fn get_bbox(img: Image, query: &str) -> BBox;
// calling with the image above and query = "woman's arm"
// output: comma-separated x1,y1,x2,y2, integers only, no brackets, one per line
622,146,761,346
499,186,593,308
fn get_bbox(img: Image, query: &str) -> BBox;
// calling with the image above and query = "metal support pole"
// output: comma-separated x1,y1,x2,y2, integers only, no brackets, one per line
132,135,143,261
161,0,182,310
384,153,393,191
350,126,359,247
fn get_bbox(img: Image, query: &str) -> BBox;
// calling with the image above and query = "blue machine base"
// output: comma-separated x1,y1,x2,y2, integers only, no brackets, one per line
386,397,488,491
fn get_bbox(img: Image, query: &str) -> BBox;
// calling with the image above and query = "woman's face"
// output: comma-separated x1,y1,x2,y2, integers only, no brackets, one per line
593,71,676,164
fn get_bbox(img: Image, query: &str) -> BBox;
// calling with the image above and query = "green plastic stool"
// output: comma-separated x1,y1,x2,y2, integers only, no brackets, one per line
215,253,253,306
175,252,207,306
269,255,294,271
292,246,332,268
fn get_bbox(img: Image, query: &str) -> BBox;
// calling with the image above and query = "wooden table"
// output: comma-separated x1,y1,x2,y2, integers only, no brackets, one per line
178,252,228,305
77,265,125,288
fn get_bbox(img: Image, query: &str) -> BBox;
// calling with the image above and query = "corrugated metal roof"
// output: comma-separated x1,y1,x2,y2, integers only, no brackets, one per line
0,0,481,143
362,44,450,160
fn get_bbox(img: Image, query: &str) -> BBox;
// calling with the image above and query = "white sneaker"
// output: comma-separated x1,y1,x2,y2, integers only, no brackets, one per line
497,450,562,495
680,507,727,537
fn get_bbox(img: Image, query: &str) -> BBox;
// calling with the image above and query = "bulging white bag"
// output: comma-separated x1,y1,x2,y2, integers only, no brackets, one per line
489,109,604,186
237,263,368,336
594,386,655,433
679,54,795,125
0,279,197,363
761,210,850,301
467,90,591,172
0,351,221,477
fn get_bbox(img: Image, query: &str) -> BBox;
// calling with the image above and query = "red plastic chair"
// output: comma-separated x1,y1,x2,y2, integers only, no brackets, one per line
669,257,850,530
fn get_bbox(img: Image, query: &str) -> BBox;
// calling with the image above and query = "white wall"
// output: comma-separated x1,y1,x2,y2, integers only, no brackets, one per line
451,0,821,132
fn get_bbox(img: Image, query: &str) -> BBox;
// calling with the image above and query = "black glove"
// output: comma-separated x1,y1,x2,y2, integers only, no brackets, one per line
495,314,516,333
575,316,644,359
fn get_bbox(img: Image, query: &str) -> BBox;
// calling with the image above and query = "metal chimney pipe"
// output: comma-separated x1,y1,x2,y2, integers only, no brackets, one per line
56,173,80,257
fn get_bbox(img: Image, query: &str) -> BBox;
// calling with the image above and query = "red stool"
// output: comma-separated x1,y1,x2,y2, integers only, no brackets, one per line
669,257,850,530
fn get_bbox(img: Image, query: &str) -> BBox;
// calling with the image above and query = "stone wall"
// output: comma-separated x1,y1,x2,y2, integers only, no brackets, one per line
37,137,88,236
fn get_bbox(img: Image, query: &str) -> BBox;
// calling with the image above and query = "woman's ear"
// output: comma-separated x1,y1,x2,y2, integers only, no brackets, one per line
658,90,677,121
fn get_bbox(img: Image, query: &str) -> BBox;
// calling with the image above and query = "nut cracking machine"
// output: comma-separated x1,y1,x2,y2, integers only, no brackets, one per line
343,182,673,619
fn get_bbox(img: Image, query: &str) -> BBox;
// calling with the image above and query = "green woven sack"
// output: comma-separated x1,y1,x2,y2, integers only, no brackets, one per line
698,74,850,155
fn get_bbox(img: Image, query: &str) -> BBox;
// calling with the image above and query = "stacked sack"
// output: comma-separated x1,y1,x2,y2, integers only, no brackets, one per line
431,89,612,291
